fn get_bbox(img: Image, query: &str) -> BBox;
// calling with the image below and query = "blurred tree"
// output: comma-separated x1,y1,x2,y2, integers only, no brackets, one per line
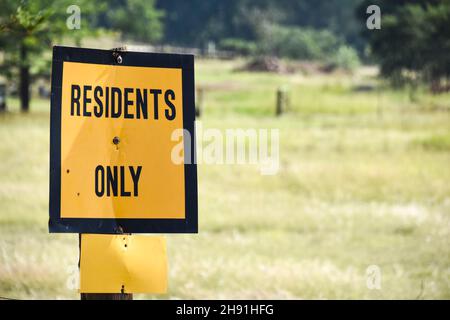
276,0,366,53
0,0,163,112
94,0,163,43
257,25,342,60
360,0,450,91
0,0,99,111
326,45,361,72
156,0,366,52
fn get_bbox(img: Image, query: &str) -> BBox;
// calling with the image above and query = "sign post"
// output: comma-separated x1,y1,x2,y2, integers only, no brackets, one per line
49,46,197,298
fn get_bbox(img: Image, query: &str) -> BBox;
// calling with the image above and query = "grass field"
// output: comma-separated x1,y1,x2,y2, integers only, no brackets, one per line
0,59,449,299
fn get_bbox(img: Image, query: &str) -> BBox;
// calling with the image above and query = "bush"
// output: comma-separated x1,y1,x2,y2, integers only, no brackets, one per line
327,45,361,72
416,134,450,152
258,25,342,60
219,38,258,56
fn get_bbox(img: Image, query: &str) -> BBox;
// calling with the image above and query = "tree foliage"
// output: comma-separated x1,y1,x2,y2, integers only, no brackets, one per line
155,0,365,50
258,25,342,60
361,0,450,90
0,0,91,110
94,0,163,43
0,0,163,110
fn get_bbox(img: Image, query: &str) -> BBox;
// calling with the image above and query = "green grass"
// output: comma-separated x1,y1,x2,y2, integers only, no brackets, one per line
415,133,450,152
0,59,449,299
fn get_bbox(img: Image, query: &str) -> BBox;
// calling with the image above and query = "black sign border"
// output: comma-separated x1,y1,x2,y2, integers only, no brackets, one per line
49,46,198,234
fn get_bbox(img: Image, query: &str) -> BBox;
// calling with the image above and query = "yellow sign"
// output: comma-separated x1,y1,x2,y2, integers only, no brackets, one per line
80,234,167,294
61,62,185,219
49,46,198,233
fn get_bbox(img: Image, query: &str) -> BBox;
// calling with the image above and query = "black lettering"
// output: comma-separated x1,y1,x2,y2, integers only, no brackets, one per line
105,86,110,118
71,85,81,116
106,166,118,196
111,87,122,118
120,166,131,197
95,165,104,197
83,85,92,117
124,88,134,119
150,89,162,120
164,89,176,120
93,86,103,117
136,88,148,119
71,86,178,121
129,166,142,196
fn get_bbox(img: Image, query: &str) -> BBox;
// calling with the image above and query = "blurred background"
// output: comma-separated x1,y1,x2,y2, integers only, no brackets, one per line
0,0,449,299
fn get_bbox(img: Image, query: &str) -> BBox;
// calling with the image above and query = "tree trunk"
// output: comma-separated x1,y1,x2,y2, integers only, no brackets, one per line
20,43,30,112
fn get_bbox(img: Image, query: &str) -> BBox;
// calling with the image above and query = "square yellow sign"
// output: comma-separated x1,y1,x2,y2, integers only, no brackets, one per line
60,62,185,219
49,47,197,233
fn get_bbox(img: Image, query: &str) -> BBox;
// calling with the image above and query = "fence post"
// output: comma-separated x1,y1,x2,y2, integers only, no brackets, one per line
0,83,6,112
276,86,289,116
196,87,204,117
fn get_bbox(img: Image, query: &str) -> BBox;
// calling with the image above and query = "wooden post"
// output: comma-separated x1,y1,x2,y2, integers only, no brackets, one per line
76,46,134,300
0,83,6,112
276,87,289,116
19,42,30,112
196,87,204,117
78,234,133,300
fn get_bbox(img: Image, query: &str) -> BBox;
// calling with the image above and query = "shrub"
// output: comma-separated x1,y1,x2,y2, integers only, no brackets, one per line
258,25,342,60
416,134,450,152
219,38,258,56
327,45,361,72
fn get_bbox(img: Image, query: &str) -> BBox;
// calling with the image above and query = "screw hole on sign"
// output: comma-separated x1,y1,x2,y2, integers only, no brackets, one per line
121,285,125,294
66,169,70,173
77,192,80,196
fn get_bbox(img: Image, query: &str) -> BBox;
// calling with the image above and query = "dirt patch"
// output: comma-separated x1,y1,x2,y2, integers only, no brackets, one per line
238,56,294,74
238,56,338,75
